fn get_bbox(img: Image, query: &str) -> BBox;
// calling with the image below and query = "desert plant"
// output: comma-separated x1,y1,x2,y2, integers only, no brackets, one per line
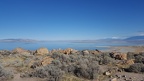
127,63,144,73
135,55,144,63
24,64,64,81
99,53,115,65
52,59,62,68
0,64,14,80
127,52,135,59
74,61,101,79
0,50,11,56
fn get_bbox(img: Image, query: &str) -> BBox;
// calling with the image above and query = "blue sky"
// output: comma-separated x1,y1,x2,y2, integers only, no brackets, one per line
0,0,144,40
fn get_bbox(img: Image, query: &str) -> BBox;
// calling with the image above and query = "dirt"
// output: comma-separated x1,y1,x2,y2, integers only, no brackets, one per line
6,74,44,81
115,72,144,81
102,72,144,81
102,46,144,53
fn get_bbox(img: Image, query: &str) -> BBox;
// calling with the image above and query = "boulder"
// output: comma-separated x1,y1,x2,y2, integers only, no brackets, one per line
116,59,135,69
125,59,135,65
12,48,30,54
70,49,78,54
34,48,49,55
63,48,73,54
41,56,53,66
82,50,90,54
111,52,127,60
90,50,100,54
115,53,127,60
51,48,78,54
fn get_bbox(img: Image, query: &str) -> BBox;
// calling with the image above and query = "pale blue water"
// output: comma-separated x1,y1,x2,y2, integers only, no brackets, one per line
0,41,140,50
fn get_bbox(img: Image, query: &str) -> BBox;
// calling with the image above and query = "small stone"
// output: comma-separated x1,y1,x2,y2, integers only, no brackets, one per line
129,77,132,79
111,78,117,81
115,74,121,78
105,71,111,76
122,75,126,78
124,78,129,81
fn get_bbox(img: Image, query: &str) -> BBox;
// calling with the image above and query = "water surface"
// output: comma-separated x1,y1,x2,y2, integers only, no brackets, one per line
0,41,141,50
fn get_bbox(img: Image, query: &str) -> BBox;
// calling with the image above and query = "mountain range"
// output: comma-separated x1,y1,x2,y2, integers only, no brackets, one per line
0,35,144,43
0,39,38,43
125,36,144,40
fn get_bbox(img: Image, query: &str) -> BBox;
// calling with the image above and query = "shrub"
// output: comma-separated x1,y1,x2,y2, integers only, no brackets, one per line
0,50,11,56
23,51,108,80
66,64,76,74
139,52,144,56
0,64,13,80
135,55,144,63
127,63,144,73
51,60,62,68
127,52,144,63
25,64,64,81
127,52,135,60
99,53,115,65
51,53,62,59
74,62,101,79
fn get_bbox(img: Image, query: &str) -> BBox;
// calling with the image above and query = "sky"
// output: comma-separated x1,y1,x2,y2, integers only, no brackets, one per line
0,0,144,40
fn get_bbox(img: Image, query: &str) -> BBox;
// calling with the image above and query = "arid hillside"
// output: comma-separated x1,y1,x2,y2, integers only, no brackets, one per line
0,47,144,81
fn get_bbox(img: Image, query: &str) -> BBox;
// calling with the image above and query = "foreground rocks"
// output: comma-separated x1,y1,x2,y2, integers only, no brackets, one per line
34,48,49,55
110,52,127,60
12,48,30,54
51,48,78,54
0,47,144,81
41,56,53,66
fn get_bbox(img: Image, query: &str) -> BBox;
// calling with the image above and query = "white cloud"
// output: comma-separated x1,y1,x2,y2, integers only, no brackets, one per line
111,37,120,39
111,36,127,39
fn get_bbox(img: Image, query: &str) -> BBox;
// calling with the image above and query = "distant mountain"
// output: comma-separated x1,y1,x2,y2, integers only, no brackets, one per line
124,36,144,44
1,36,144,44
0,39,38,43
125,36,144,40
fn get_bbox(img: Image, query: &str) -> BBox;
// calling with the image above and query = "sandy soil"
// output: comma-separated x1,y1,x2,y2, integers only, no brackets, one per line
103,72,144,81
103,46,144,53
6,73,44,81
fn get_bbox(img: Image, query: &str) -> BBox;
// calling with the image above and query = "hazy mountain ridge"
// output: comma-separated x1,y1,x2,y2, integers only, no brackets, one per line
0,35,144,43
125,36,144,40
0,39,38,43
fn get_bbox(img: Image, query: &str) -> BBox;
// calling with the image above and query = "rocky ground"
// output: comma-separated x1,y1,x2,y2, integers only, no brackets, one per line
0,46,144,81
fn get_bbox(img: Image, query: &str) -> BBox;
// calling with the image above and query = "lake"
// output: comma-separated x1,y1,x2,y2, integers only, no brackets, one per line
0,41,139,50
